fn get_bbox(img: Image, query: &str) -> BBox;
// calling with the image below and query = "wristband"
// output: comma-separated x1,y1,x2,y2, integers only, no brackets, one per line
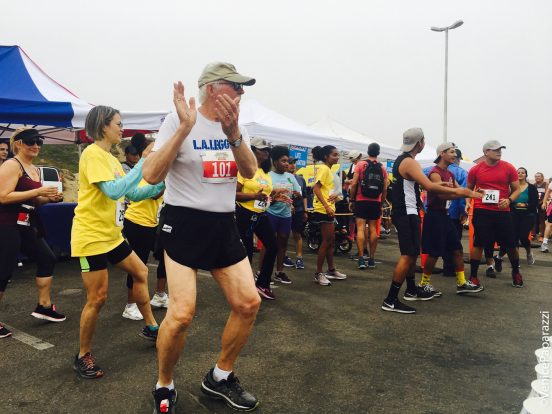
507,197,513,204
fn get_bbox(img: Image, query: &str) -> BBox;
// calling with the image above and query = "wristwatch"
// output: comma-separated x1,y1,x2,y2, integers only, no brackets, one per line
229,135,242,148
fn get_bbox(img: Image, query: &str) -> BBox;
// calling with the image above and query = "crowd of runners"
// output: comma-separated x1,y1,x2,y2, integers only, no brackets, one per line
0,62,551,413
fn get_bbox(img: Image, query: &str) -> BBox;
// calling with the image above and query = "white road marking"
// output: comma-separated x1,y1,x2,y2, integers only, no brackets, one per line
2,324,55,350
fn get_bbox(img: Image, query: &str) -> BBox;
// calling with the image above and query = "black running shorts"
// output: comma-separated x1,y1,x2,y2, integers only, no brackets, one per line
79,241,133,272
393,214,421,257
310,212,335,224
353,201,382,221
472,209,516,249
159,204,247,270
421,210,462,257
291,210,307,233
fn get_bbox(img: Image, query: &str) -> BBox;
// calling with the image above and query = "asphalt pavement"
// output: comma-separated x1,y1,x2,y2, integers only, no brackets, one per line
1,232,550,414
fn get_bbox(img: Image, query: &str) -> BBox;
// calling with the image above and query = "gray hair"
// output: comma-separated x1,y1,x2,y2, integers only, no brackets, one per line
85,105,120,141
198,82,224,104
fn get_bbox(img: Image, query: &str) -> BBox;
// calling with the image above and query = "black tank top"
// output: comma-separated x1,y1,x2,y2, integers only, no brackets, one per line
391,153,421,216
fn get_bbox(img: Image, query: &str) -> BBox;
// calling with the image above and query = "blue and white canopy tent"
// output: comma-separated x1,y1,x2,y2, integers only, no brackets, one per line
0,45,167,144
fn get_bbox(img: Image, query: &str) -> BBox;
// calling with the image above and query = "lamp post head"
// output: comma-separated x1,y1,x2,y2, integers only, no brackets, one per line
430,20,464,32
449,20,464,30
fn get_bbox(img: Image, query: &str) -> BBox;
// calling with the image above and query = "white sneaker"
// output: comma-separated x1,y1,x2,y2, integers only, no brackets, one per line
527,251,535,265
122,303,143,320
314,272,332,286
150,293,169,309
325,269,347,280
541,243,549,253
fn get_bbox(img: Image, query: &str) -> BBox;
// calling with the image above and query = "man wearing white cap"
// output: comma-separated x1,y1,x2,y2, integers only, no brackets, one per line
419,142,483,297
467,140,523,288
143,62,260,413
382,128,482,314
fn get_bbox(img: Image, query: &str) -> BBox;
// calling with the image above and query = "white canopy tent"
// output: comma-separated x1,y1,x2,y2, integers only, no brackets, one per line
310,117,474,171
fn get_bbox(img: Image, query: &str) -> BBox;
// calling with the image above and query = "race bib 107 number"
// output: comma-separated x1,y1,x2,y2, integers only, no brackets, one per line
201,151,237,183
482,189,499,204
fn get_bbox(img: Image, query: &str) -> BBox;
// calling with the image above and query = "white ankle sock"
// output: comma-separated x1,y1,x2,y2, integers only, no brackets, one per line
213,364,232,382
544,238,549,244
156,380,174,390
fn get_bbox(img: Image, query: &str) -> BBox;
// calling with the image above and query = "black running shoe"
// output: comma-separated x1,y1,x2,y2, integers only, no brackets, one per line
31,304,66,322
274,272,292,284
153,387,177,413
0,324,12,338
381,298,416,314
493,256,503,273
73,352,104,379
485,266,497,278
403,285,435,301
457,280,484,294
201,368,259,411
140,325,159,341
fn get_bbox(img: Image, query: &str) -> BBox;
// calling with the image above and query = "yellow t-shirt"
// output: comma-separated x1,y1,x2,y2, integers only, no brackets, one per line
124,180,164,227
71,143,126,257
313,164,336,214
237,168,273,213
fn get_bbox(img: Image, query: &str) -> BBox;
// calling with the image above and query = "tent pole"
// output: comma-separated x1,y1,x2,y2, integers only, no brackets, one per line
75,131,82,159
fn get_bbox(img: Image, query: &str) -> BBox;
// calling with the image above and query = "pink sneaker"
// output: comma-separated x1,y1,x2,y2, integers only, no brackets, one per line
256,286,276,300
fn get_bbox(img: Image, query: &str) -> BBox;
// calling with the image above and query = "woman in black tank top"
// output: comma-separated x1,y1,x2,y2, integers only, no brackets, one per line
0,128,65,338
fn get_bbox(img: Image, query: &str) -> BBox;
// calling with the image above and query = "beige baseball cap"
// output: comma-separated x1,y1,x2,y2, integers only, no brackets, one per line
347,150,362,161
250,137,270,149
198,62,256,88
482,140,506,152
434,142,458,163
401,128,425,152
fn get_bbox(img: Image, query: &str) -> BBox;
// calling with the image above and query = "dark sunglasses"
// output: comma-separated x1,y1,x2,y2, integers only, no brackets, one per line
21,137,44,147
217,81,243,92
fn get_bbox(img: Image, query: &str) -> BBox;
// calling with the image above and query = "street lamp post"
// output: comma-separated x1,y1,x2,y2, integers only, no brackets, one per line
431,20,463,143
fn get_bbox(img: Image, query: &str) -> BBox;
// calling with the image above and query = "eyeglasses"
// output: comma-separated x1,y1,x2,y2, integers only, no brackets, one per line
21,137,44,147
215,81,244,92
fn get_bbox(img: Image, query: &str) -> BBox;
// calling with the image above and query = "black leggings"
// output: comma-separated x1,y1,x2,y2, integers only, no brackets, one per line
0,224,56,292
499,212,534,255
235,205,277,289
123,218,166,289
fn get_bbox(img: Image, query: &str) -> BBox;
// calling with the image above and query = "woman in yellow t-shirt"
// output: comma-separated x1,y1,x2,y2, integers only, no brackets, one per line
122,178,167,320
71,105,164,379
311,145,347,286
235,137,278,300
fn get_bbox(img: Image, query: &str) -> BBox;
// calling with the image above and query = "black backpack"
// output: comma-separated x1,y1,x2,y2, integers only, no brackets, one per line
360,161,384,198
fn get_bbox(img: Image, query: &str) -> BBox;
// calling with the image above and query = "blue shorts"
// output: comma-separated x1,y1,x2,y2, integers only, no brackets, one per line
267,213,292,236
421,210,463,257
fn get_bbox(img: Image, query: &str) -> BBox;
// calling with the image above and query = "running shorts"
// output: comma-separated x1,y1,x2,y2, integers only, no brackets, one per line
421,210,462,257
353,201,382,221
472,209,516,249
393,214,421,257
79,241,133,272
159,204,247,270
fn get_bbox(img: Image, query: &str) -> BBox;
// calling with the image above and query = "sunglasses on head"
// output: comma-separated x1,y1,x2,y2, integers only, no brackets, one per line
21,136,44,147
